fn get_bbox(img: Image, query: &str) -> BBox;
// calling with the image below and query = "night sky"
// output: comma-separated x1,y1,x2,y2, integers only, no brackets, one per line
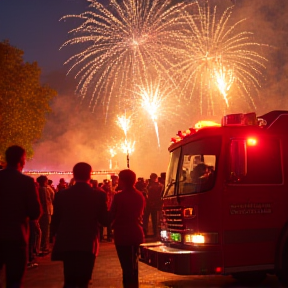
0,0,88,75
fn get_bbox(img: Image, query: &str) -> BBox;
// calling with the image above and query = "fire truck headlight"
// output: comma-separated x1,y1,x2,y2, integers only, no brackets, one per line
161,230,168,239
184,233,218,244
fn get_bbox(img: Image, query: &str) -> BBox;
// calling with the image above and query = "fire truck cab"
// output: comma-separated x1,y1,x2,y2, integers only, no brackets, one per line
140,110,288,285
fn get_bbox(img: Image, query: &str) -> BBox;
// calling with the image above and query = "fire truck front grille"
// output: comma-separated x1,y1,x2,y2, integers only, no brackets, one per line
163,207,184,231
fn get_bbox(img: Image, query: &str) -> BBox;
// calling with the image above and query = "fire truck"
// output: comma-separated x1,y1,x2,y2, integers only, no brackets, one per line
140,110,288,285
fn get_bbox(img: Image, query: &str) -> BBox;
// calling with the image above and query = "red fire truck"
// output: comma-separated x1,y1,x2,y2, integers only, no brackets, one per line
140,110,288,285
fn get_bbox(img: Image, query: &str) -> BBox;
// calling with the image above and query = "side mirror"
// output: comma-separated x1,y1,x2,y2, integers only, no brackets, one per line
229,139,247,183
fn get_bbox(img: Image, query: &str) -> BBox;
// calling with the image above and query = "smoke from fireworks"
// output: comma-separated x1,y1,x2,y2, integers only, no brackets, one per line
175,1,268,115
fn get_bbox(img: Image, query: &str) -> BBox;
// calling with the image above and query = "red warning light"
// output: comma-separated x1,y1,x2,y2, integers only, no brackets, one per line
247,138,257,146
215,267,222,273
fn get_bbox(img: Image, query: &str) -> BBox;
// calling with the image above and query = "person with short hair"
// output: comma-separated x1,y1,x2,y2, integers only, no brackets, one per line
50,162,108,288
110,169,145,288
0,145,41,288
57,178,67,192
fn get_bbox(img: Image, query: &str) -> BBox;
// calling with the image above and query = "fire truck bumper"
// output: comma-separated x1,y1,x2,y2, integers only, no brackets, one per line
139,242,222,275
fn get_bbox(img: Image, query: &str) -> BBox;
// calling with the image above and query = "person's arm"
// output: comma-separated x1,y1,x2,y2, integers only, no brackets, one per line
26,177,42,220
109,192,119,227
50,192,62,237
96,190,109,227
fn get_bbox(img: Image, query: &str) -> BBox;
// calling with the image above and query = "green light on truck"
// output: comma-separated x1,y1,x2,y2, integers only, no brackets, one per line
171,233,181,242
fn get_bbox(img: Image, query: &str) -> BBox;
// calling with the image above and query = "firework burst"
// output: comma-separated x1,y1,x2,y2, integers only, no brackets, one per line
135,80,163,147
116,113,132,138
61,0,189,114
175,1,268,115
132,71,184,147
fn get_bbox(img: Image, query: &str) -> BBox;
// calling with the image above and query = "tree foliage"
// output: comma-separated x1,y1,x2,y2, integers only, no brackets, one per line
0,40,57,160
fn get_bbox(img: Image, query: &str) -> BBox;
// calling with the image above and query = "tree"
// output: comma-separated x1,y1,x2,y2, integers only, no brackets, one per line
0,40,57,160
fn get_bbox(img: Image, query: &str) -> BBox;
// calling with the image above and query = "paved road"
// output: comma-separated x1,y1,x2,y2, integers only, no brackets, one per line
0,241,282,288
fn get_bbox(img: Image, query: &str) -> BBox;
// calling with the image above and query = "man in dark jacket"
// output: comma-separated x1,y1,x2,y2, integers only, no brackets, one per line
0,145,42,288
143,173,163,237
50,162,108,288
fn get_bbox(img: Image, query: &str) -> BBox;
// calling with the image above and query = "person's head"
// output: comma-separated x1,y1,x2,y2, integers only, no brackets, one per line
48,179,53,185
73,162,92,183
68,178,75,187
111,175,119,187
118,169,136,189
150,173,158,182
103,179,110,185
194,163,208,178
5,145,26,170
37,175,48,187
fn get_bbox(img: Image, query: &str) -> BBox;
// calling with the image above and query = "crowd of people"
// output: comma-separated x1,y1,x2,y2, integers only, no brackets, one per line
0,145,165,288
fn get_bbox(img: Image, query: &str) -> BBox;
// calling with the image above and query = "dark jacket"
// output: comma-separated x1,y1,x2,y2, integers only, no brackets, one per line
50,182,108,260
110,187,145,245
146,182,163,211
0,167,41,244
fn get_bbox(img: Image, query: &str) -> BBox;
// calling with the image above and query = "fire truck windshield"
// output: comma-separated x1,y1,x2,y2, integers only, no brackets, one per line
163,136,222,197
164,147,181,197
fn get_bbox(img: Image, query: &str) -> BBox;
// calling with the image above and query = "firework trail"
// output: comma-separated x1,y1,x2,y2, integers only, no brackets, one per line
134,75,177,148
120,139,135,155
116,113,132,138
108,146,117,169
109,147,117,158
61,0,189,114
175,1,268,115
137,83,161,147
214,64,234,107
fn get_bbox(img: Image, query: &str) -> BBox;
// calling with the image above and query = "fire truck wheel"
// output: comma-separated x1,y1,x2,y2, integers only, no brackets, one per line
231,271,266,284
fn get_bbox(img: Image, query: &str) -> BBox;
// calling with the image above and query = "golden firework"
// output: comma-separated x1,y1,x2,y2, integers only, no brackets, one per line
61,0,189,113
175,1,268,115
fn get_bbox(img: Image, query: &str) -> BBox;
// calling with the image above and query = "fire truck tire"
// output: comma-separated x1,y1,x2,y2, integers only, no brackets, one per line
277,241,288,286
231,271,266,284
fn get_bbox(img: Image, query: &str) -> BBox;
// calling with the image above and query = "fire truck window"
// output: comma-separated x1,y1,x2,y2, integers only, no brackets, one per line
238,138,282,184
163,147,181,197
177,137,221,195
179,156,216,194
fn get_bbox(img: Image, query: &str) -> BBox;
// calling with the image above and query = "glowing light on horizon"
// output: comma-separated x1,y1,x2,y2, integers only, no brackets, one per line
175,1,268,115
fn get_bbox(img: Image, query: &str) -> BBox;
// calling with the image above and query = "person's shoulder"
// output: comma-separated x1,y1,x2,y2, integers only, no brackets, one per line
93,188,107,198
56,186,71,196
134,188,146,199
18,171,35,184
158,182,164,188
113,190,122,198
